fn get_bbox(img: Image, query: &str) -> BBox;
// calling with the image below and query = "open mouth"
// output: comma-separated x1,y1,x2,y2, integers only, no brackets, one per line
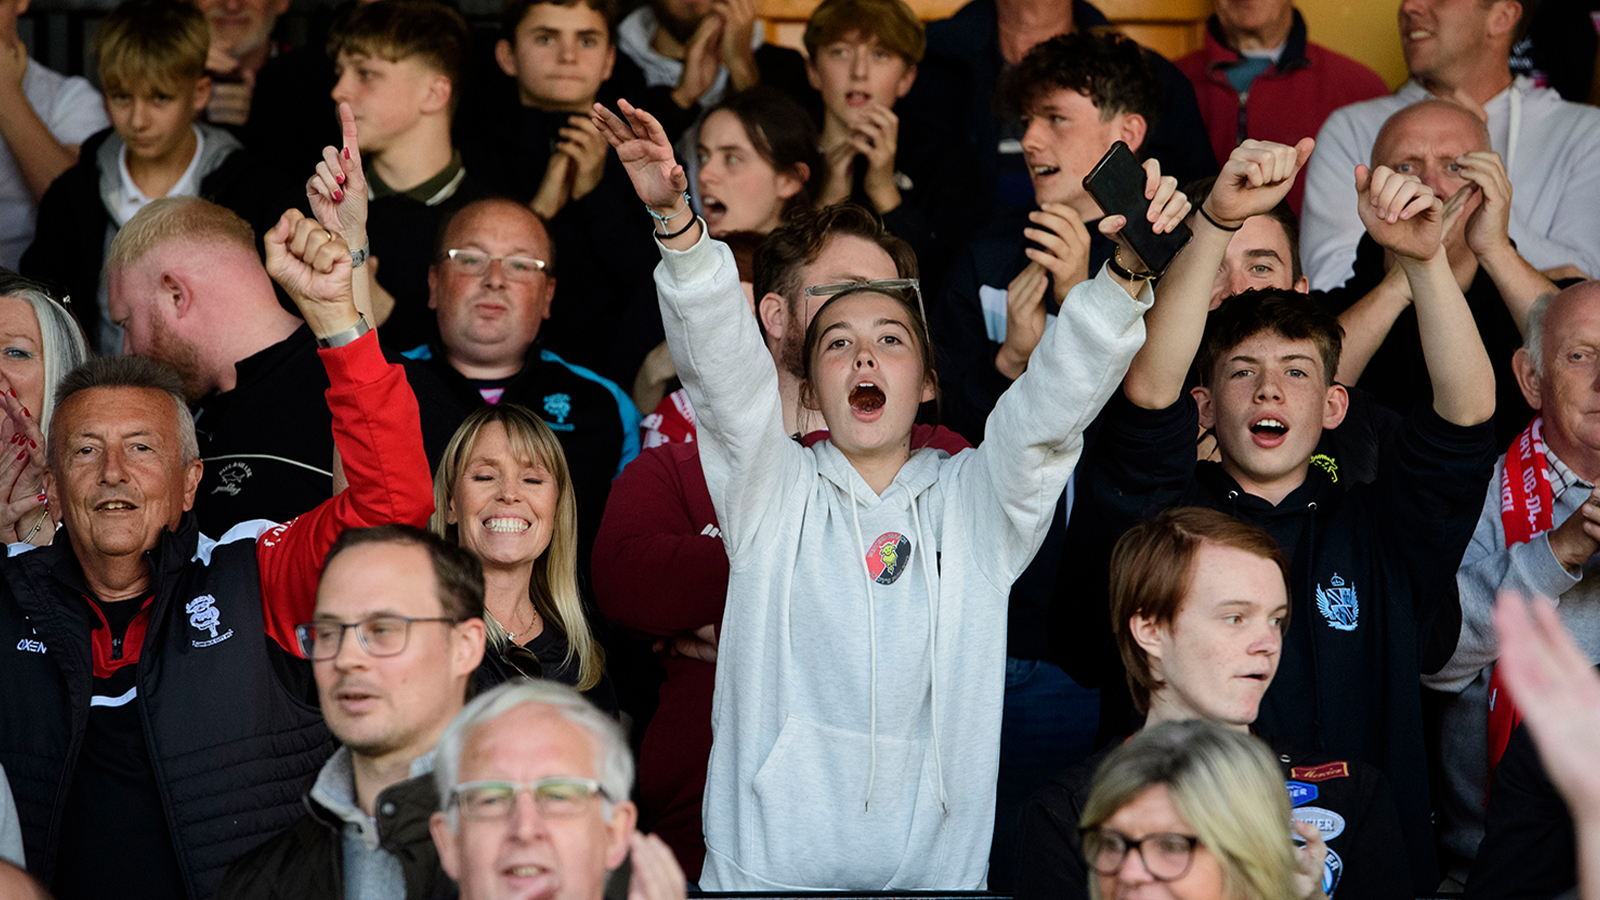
96,500,138,511
702,196,728,224
850,382,886,414
1406,29,1431,40
484,516,530,534
845,90,871,107
1250,417,1288,438
506,865,547,877
1030,165,1060,179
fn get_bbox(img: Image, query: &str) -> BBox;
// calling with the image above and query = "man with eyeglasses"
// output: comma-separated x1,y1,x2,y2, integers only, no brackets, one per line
591,202,969,880
1014,507,1412,900
416,196,639,562
428,679,688,900
218,524,486,900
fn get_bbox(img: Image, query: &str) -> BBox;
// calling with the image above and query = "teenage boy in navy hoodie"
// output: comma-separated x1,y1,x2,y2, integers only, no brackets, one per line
1060,138,1497,890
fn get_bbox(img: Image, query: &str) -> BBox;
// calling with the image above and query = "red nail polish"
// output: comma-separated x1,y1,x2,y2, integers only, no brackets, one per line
16,450,24,461
335,173,345,184
334,190,343,202
28,439,35,449
36,494,46,503
344,148,351,160
21,408,28,418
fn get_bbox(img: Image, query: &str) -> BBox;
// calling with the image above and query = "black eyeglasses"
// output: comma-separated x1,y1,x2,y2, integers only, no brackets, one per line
1081,827,1202,881
294,614,459,660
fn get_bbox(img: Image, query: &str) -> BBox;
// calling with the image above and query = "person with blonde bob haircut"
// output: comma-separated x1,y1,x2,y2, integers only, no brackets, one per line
431,403,614,711
1081,719,1306,900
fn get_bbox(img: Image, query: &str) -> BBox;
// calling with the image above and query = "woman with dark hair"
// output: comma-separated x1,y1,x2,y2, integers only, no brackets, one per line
695,85,823,237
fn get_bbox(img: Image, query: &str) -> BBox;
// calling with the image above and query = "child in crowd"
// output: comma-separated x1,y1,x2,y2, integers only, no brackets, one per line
462,0,661,372
327,0,481,354
696,85,820,238
20,0,297,354
803,0,974,286
594,96,1185,890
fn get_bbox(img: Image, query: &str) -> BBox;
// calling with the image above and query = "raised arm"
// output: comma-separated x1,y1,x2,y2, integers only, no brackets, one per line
307,102,390,328
253,210,433,654
591,100,800,556
1494,592,1600,900
1356,165,1495,427
1456,150,1558,335
1123,139,1314,410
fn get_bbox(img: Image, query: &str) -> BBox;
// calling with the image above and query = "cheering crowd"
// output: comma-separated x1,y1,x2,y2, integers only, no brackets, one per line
1,0,1600,896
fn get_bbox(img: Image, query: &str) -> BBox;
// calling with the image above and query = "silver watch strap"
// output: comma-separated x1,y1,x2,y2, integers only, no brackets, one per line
315,314,371,349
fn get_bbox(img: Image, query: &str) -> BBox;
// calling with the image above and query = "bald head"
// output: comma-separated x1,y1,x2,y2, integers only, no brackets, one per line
1371,100,1492,201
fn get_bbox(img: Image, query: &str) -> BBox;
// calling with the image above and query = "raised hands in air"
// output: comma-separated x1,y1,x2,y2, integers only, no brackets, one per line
1202,138,1315,229
1355,163,1442,261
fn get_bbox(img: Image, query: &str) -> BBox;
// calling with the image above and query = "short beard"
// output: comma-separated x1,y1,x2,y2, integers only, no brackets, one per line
779,305,806,378
147,314,209,404
651,0,702,45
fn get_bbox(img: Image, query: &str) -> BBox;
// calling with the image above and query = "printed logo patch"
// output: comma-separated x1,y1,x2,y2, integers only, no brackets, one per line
1315,574,1359,632
866,532,912,585
211,461,252,496
15,637,46,654
543,393,572,424
1290,761,1350,783
185,595,234,648
1286,781,1318,807
1323,848,1343,897
1292,806,1346,841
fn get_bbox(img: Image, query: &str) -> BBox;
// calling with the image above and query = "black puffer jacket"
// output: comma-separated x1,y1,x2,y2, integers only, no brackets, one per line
0,516,334,898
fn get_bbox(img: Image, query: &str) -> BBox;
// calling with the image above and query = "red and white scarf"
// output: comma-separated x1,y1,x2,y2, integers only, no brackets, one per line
1489,417,1553,777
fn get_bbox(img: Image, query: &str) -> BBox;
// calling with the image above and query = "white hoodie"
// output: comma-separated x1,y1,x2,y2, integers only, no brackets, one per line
653,232,1152,890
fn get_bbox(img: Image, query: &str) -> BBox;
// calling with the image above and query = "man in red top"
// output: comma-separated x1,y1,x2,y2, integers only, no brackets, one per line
591,203,967,878
1177,0,1389,214
0,205,434,900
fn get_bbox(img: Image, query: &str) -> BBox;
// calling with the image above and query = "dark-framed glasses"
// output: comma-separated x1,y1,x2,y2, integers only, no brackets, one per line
1082,827,1202,881
294,614,459,660
445,249,548,282
449,777,612,821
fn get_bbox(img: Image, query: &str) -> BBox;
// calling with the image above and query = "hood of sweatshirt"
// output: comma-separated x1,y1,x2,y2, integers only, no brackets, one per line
97,122,243,224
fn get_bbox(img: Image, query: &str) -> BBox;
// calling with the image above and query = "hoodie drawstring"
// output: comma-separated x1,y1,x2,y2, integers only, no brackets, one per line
906,485,949,815
847,478,880,812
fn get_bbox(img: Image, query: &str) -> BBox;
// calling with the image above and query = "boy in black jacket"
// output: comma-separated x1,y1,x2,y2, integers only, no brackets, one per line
1059,138,1497,890
1018,507,1412,900
20,0,299,354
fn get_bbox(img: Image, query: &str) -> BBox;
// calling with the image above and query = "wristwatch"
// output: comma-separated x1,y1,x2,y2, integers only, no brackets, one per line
349,242,370,268
315,314,371,349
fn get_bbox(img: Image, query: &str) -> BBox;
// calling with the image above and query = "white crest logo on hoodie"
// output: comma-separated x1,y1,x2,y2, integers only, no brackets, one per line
866,532,911,585
1315,574,1359,632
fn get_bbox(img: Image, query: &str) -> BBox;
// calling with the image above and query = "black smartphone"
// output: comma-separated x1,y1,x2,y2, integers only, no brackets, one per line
1082,141,1192,277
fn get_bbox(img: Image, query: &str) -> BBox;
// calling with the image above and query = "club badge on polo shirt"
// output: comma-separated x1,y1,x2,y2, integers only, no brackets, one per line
866,533,911,585
1315,574,1359,632
186,595,234,648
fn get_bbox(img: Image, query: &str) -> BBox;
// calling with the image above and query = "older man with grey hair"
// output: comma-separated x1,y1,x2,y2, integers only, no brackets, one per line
1425,279,1600,886
429,680,687,900
0,208,435,900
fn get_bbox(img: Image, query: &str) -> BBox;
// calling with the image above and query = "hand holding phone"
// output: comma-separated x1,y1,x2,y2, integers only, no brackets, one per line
1082,142,1192,277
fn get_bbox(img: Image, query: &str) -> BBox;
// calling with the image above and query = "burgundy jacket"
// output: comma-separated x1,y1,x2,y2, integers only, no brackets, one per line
1177,11,1390,214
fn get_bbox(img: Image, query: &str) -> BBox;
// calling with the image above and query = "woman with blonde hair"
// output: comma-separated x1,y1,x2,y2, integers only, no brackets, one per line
1081,719,1326,900
430,403,614,713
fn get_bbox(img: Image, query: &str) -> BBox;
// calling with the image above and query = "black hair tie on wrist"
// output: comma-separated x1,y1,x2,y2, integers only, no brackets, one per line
1200,205,1243,232
654,215,699,242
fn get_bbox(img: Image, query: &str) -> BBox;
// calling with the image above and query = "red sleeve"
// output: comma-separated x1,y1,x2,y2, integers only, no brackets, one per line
254,330,435,655
591,443,729,636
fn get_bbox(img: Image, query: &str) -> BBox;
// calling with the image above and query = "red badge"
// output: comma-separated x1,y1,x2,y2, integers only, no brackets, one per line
1289,762,1350,782
865,532,912,585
